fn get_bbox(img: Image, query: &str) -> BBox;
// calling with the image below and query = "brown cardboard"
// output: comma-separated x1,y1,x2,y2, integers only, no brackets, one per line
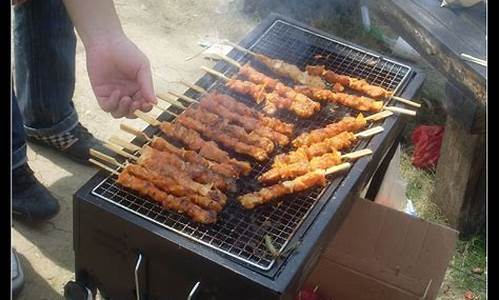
305,198,458,300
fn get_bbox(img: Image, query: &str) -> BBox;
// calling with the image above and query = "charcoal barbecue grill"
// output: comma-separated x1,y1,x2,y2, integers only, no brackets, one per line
68,13,425,300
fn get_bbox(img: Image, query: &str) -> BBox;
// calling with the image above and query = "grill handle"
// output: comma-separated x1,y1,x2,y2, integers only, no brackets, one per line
187,281,200,300
135,253,145,300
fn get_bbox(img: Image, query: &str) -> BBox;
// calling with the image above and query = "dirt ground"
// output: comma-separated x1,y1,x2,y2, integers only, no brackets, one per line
12,0,257,299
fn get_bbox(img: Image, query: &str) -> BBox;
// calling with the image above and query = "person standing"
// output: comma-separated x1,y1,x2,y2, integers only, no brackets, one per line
12,0,156,220
12,0,157,296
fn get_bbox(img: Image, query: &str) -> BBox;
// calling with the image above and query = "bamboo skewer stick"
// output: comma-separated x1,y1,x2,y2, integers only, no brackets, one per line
383,106,417,116
354,126,384,138
201,66,230,81
460,53,487,67
211,53,242,68
134,111,161,126
364,110,393,121
109,136,142,153
323,162,352,175
106,140,141,161
153,103,173,112
89,159,121,176
89,149,125,175
390,96,421,108
151,102,181,118
89,149,122,167
168,91,198,103
167,92,199,105
156,94,186,109
340,148,372,160
177,80,207,94
103,142,139,160
222,39,257,56
120,124,152,142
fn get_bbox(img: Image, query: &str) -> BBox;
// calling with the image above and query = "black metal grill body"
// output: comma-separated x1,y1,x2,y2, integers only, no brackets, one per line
72,14,425,300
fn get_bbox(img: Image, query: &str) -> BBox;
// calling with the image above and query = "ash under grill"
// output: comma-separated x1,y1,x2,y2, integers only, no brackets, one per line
92,19,412,272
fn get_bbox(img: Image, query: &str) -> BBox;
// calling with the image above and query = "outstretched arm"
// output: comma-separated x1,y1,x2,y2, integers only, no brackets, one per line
62,0,157,118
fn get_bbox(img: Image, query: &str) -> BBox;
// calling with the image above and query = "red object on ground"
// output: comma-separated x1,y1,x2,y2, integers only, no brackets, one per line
295,286,325,300
411,125,445,169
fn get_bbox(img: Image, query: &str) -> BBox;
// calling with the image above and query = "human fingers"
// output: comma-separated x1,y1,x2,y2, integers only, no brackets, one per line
137,62,157,104
111,96,133,119
125,101,142,119
97,89,121,113
140,102,153,113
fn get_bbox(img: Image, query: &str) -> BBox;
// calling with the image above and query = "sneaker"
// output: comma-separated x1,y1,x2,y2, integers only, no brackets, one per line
12,248,24,297
26,123,110,165
12,164,60,221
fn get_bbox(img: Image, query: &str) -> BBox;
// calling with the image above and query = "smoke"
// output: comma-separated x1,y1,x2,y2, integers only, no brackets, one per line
240,0,390,54
242,0,361,26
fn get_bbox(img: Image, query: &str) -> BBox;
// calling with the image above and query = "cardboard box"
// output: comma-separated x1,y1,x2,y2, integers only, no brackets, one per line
305,198,458,300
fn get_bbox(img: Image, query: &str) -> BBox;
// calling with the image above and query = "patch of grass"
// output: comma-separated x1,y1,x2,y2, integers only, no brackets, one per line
399,148,447,224
439,237,487,300
400,148,486,300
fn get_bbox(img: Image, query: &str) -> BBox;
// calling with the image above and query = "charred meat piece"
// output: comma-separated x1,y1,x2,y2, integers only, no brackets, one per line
295,85,383,112
292,114,367,148
117,171,217,224
259,152,342,184
238,171,327,209
159,121,251,175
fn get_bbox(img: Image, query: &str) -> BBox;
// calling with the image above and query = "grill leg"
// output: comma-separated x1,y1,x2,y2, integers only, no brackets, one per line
64,280,94,300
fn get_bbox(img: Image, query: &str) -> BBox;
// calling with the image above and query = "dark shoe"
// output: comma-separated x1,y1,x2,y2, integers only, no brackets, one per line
12,248,24,298
26,123,109,165
12,164,60,221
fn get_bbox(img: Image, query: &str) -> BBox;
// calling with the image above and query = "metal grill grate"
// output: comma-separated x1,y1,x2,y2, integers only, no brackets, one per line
92,19,412,272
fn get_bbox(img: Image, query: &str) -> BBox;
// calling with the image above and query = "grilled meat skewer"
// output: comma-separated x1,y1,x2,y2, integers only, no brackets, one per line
224,77,317,117
137,146,227,204
158,121,252,175
260,148,371,184
225,41,419,109
139,145,236,193
221,61,321,113
202,66,317,118
89,153,219,224
292,114,368,148
124,164,223,212
254,54,326,89
209,93,294,136
117,170,217,224
216,54,381,113
177,113,269,161
198,93,290,145
295,85,384,112
222,40,326,89
183,106,275,154
306,65,392,99
119,123,241,179
306,65,421,108
259,152,343,184
149,136,237,178
273,131,357,167
238,163,350,209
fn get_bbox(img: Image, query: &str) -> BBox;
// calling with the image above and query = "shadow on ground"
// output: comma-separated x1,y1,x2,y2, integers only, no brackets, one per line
15,252,64,300
14,142,98,269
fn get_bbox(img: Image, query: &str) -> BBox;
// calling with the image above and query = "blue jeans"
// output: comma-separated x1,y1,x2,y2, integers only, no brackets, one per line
12,0,78,169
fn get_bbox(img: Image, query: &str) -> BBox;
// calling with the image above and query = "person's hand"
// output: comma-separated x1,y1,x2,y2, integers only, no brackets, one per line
85,36,157,118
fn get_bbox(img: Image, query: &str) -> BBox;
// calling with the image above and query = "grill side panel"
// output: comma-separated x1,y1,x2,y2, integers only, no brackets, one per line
73,193,280,300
